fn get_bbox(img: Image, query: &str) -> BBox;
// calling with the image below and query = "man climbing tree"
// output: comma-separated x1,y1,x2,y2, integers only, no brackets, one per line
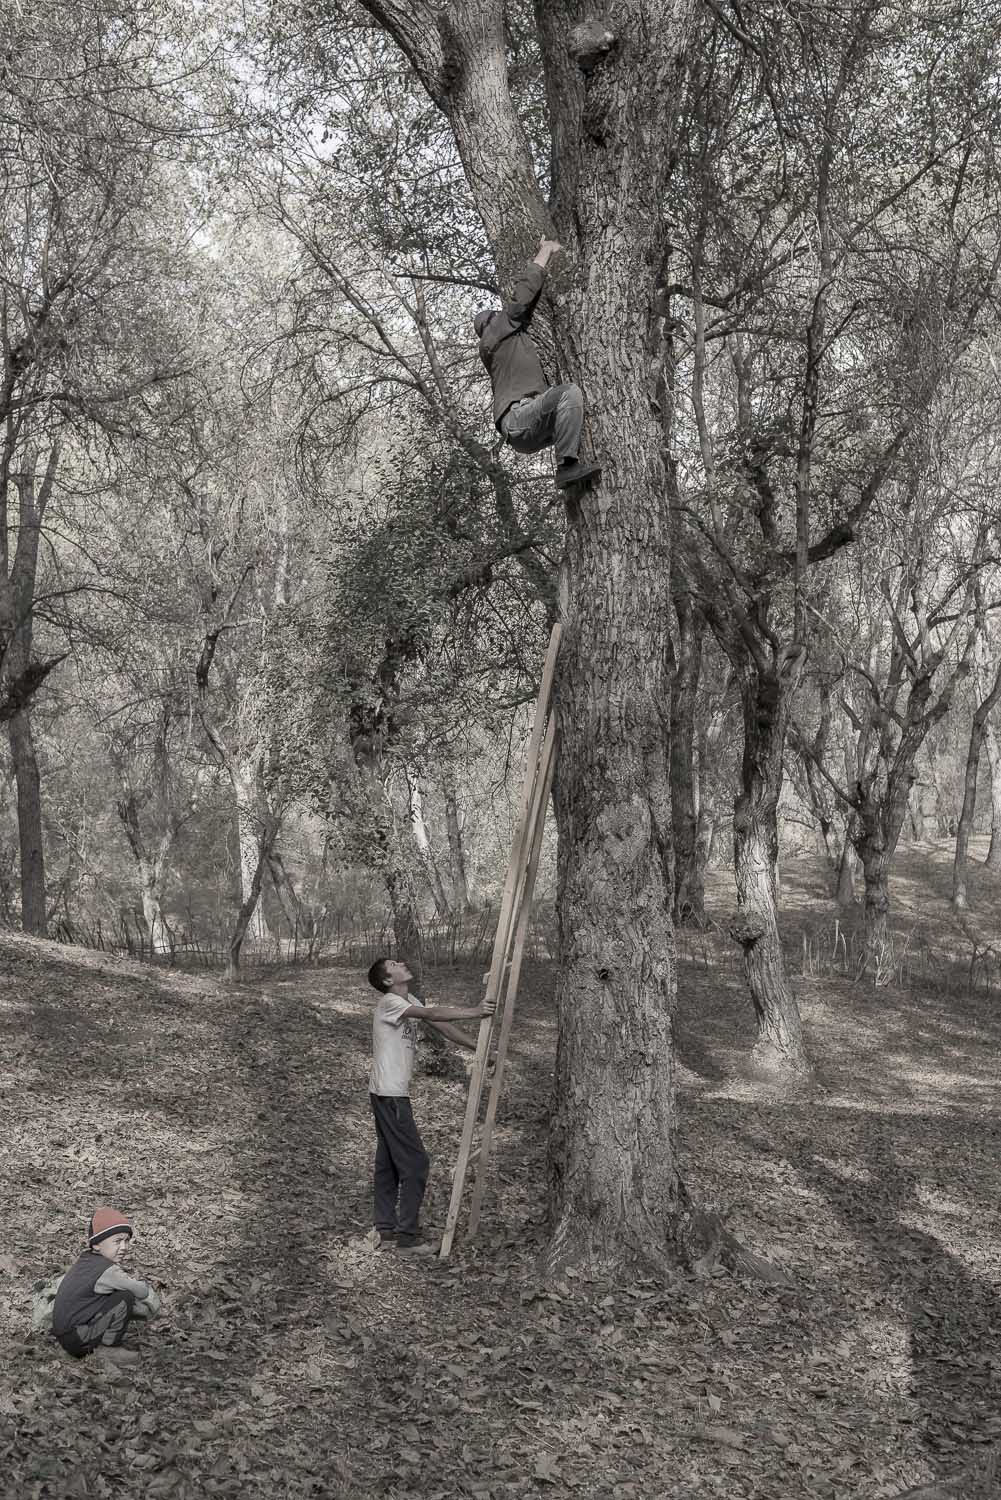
474,236,602,490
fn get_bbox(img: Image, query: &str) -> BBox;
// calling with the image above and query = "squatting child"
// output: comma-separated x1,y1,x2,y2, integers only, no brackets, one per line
366,957,494,1252
51,1207,161,1368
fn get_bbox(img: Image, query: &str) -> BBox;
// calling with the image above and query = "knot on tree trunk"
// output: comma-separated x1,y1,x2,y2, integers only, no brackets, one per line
728,914,767,949
569,20,618,74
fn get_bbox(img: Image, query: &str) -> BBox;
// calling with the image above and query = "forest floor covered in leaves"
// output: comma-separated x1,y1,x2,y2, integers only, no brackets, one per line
2,841,1000,1500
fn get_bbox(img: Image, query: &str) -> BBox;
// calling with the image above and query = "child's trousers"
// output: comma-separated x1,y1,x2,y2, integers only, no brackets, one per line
56,1292,135,1357
370,1093,430,1235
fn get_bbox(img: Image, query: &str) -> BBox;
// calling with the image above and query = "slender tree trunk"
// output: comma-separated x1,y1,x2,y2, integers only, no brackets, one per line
385,863,422,967
267,850,308,937
232,765,271,945
953,641,1001,906
407,772,451,916
0,448,59,938
226,812,279,979
852,766,916,984
671,595,705,925
984,713,1001,867
857,825,894,983
114,787,175,954
443,773,474,912
7,708,46,934
953,719,986,910
837,747,859,908
696,808,715,871
731,665,812,1077
137,864,171,953
835,838,856,909
695,704,724,876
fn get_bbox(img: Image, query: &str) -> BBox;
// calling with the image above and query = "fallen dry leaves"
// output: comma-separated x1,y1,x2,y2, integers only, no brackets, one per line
1,848,999,1498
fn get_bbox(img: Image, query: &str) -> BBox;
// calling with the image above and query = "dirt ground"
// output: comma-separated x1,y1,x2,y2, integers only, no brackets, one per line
1,842,999,1499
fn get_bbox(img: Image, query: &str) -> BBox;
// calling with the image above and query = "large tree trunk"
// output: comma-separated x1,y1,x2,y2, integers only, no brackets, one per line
7,708,46,935
731,665,812,1077
539,3,700,1272
358,0,701,1272
671,594,705,925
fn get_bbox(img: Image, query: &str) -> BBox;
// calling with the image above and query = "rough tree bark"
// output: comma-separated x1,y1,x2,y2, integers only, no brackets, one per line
0,449,62,936
732,662,812,1077
357,0,701,1272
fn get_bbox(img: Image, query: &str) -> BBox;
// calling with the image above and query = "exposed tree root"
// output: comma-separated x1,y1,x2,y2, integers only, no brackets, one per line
678,1205,797,1287
746,1039,816,1088
719,1228,796,1286
537,1205,797,1288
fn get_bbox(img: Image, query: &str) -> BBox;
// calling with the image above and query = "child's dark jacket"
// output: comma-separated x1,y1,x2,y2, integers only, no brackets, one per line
52,1252,154,1340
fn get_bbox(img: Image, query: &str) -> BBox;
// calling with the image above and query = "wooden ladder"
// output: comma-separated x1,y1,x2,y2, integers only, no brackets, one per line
438,621,560,1259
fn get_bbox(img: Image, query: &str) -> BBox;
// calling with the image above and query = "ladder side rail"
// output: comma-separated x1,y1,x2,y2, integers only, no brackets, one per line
466,717,556,1240
438,626,561,1259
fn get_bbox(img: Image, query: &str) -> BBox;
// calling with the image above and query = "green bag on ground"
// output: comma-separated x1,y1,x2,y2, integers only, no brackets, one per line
31,1274,64,1334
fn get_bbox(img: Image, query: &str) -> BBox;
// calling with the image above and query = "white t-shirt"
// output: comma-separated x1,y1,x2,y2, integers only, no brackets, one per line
369,991,424,1096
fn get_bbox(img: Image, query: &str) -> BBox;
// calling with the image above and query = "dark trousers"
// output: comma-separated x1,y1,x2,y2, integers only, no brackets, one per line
370,1093,430,1235
56,1293,134,1358
500,383,584,464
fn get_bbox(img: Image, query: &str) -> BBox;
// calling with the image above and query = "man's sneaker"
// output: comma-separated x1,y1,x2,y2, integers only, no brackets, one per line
377,1230,397,1249
94,1345,139,1368
555,457,602,490
396,1233,438,1256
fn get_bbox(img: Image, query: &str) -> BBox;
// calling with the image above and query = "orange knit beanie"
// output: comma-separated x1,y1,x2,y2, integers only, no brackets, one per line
87,1206,133,1247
